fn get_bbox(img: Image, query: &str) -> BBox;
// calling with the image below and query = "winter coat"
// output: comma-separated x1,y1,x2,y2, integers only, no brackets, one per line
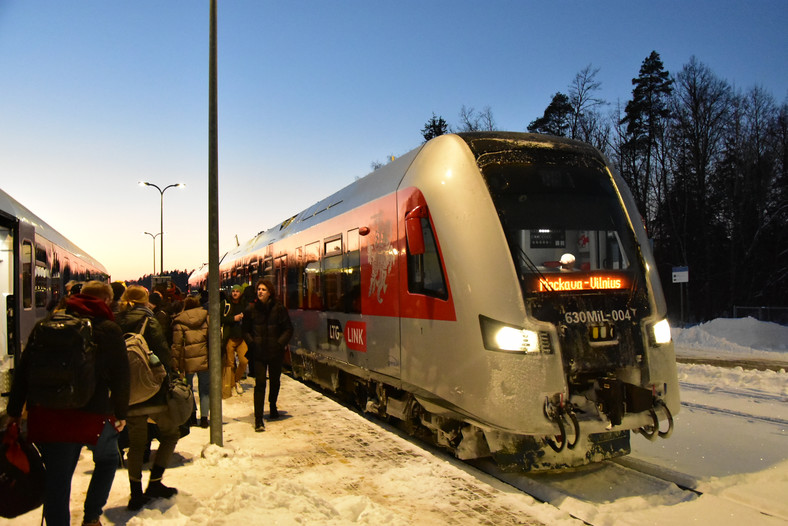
7,293,130,444
115,304,172,413
171,307,209,374
242,297,293,362
221,298,246,343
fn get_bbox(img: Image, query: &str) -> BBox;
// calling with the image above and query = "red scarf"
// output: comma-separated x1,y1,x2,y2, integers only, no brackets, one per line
66,293,114,321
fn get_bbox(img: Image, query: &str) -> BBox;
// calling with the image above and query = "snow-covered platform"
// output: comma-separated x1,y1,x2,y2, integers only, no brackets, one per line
10,375,574,526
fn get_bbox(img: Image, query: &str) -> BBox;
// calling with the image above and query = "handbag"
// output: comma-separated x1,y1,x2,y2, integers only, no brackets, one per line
167,373,195,426
0,421,46,518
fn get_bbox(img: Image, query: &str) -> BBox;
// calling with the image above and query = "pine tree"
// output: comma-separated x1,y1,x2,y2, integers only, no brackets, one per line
527,93,572,136
421,113,448,142
619,51,673,232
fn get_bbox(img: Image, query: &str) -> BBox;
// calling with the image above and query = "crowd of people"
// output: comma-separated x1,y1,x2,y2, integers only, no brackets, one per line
5,277,293,525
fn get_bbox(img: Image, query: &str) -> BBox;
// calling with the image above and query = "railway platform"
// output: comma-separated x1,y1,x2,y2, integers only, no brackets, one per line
8,375,574,526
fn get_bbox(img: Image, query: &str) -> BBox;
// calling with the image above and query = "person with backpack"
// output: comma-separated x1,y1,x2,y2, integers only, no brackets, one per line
171,295,210,427
6,280,130,526
115,285,181,511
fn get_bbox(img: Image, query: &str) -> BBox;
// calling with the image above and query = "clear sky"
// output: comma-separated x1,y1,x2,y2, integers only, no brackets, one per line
1,1,785,282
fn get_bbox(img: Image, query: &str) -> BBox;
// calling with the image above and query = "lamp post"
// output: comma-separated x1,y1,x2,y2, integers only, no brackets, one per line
139,181,185,276
143,231,161,276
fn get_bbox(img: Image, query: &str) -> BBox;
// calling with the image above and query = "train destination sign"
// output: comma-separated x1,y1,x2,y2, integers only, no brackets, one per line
533,272,630,292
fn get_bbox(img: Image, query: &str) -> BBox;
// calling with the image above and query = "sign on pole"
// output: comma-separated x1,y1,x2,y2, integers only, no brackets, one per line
672,266,689,283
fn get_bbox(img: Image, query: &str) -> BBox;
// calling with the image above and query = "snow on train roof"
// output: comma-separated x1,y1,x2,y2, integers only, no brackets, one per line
0,187,107,273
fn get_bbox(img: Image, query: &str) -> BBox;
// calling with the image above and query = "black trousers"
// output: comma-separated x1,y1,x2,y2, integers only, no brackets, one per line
253,356,283,420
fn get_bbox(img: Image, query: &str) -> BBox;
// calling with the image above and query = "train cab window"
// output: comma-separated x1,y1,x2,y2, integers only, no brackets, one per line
407,218,448,299
323,236,343,311
303,242,322,309
481,158,640,289
21,241,33,309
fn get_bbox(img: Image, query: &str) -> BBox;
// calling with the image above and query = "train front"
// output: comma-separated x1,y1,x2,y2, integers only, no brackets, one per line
406,133,680,471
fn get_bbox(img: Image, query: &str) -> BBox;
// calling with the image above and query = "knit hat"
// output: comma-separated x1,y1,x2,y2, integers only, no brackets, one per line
121,285,149,305
231,284,242,292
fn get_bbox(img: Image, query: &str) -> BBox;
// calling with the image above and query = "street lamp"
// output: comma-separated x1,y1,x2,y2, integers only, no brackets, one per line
143,231,161,276
139,181,185,276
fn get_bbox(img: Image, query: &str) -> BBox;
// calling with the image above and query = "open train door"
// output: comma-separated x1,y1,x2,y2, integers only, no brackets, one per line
0,211,22,414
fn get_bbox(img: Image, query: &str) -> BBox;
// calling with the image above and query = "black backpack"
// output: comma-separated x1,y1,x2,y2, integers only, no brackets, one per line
24,312,97,410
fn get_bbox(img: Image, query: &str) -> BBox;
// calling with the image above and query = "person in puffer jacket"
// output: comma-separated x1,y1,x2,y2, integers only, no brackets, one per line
115,285,180,511
171,295,210,427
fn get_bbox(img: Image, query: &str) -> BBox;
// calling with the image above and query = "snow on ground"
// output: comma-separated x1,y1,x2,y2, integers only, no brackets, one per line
3,317,787,526
673,316,788,363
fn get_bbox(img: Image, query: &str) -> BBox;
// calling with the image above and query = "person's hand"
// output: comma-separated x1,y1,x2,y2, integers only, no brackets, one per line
114,419,126,432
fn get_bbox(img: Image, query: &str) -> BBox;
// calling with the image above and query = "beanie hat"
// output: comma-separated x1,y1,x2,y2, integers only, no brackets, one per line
121,285,149,305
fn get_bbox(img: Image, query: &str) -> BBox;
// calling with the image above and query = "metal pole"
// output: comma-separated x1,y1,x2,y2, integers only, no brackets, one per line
208,0,223,446
144,232,160,276
160,191,164,276
139,182,184,277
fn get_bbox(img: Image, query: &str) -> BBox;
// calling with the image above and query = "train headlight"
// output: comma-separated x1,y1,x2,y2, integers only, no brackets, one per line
652,319,672,345
480,315,542,354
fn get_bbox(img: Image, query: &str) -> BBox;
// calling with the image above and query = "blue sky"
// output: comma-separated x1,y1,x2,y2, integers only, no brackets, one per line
1,1,786,281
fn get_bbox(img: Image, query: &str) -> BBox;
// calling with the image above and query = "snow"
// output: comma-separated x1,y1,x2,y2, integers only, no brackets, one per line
3,317,787,526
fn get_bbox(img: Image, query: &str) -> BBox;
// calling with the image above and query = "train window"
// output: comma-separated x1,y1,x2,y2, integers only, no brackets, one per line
22,241,33,309
288,247,303,308
303,242,322,309
323,236,343,311
263,257,274,281
344,229,361,313
407,218,448,299
35,248,49,309
481,159,640,283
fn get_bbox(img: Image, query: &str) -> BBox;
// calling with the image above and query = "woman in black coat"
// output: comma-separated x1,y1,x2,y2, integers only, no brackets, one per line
243,278,293,431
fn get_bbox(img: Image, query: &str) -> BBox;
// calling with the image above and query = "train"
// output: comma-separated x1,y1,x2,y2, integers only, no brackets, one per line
0,187,108,415
190,132,680,471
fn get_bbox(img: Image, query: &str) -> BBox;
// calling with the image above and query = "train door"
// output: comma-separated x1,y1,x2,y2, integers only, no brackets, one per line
275,256,287,305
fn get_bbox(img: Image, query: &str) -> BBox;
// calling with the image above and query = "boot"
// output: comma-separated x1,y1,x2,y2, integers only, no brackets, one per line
145,464,178,499
255,418,265,432
269,404,279,420
200,416,209,428
127,479,152,511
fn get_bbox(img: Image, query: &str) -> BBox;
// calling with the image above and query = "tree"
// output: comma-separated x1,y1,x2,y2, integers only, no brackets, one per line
619,51,674,233
421,113,448,142
568,64,606,140
663,56,733,321
528,92,572,136
456,105,497,132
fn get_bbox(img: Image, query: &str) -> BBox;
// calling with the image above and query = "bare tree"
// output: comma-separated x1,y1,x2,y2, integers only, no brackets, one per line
456,105,497,132
568,64,606,140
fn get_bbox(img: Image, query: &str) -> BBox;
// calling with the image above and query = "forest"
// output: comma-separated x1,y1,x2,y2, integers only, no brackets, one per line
421,52,787,325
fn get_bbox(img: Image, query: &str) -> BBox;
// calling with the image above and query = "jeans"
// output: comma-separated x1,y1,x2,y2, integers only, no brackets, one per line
126,409,180,483
38,420,119,525
188,370,210,418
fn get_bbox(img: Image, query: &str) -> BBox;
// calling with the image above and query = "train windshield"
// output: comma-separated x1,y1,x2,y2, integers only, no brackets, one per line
480,154,641,295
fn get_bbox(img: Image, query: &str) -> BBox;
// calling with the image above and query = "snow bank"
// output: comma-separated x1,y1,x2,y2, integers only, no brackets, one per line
673,317,788,362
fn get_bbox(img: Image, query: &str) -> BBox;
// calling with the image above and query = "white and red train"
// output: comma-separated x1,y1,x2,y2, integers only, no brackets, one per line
191,132,679,470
